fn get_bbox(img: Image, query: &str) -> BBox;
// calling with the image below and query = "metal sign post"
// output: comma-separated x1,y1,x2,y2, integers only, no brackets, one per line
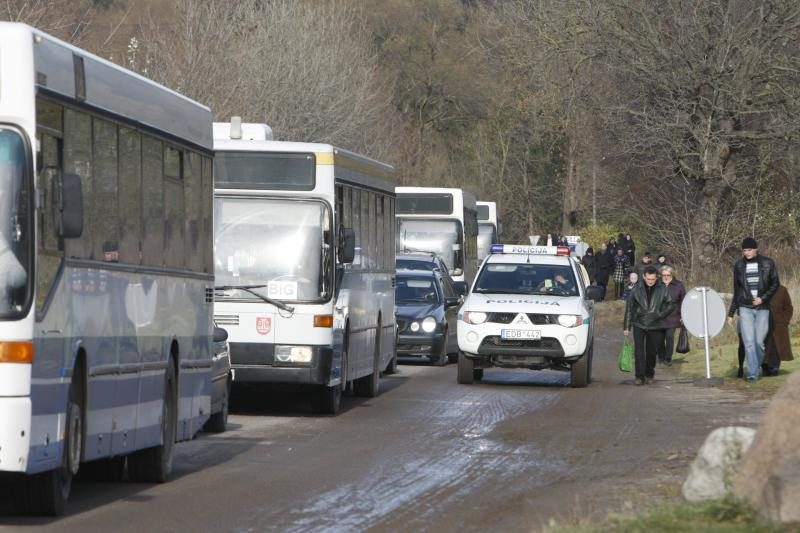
681,287,726,386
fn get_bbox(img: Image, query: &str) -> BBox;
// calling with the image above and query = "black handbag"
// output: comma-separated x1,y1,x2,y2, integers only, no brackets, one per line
676,326,690,354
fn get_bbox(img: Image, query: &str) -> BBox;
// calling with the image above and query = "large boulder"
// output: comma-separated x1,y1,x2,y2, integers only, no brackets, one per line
682,426,756,502
734,370,800,526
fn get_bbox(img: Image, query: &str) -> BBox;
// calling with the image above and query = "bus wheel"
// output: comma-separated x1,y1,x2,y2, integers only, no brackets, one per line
19,368,83,516
314,342,347,414
128,362,176,482
354,328,381,398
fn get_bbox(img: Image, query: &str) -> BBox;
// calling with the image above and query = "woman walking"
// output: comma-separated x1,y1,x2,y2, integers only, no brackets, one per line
581,247,597,284
659,266,686,366
613,248,631,299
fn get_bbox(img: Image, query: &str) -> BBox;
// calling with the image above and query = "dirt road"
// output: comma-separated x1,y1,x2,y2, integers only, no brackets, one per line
0,318,766,531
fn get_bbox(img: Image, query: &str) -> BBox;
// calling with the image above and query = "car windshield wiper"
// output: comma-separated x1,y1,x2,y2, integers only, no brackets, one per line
215,284,295,313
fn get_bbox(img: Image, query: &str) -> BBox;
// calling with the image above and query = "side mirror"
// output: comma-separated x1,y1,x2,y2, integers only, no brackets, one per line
55,173,83,239
213,326,229,343
585,285,604,302
445,297,461,308
339,227,356,264
453,281,468,296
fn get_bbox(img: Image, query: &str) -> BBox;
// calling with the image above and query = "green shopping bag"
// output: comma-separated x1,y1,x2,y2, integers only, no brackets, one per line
618,338,633,372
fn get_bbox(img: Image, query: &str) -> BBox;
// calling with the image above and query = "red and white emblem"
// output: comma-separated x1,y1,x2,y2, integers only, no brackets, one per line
256,316,272,335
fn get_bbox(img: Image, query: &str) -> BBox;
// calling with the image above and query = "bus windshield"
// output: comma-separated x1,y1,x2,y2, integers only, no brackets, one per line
396,218,462,272
477,223,497,259
214,198,331,302
0,129,31,318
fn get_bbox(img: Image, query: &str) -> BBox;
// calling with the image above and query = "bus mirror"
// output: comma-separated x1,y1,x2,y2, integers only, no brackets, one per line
213,326,229,343
339,227,356,264
55,173,83,239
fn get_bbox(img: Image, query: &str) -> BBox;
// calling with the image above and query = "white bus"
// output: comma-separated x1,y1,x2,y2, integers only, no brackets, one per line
0,24,215,515
395,186,479,288
477,200,500,260
213,121,397,415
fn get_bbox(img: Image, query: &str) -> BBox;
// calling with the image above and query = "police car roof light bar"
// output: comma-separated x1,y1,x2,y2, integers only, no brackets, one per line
490,244,571,256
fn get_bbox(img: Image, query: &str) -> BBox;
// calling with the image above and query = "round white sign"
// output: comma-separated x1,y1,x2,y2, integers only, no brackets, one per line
681,287,726,338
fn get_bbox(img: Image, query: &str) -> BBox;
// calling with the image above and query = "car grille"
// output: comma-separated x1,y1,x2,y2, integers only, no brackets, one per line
480,336,561,349
486,313,558,325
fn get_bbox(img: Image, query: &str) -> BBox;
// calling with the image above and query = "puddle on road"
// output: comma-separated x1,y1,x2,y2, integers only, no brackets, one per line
276,377,570,532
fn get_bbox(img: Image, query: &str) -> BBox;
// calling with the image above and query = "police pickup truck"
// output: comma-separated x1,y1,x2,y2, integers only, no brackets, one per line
456,244,604,387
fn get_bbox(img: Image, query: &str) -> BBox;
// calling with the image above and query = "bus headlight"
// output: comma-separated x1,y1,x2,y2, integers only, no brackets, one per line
275,345,313,364
463,312,487,325
557,315,583,328
422,316,437,333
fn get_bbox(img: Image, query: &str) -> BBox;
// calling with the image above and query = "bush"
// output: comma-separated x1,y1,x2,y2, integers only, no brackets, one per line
577,223,620,251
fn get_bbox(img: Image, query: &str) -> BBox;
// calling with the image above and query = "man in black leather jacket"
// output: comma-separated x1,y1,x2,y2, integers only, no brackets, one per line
623,266,675,385
726,237,779,381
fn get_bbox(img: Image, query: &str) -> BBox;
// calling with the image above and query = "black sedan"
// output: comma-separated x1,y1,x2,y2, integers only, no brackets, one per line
395,269,461,365
203,324,231,433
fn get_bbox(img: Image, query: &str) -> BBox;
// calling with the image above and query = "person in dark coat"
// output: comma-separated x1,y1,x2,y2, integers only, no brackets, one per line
658,266,686,366
623,266,675,385
624,233,636,265
612,248,631,299
763,284,794,376
607,238,618,256
726,237,779,381
594,243,614,300
635,252,654,279
581,247,597,283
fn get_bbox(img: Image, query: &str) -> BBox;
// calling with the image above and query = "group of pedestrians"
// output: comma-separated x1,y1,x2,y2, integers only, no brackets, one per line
581,233,640,300
619,236,793,385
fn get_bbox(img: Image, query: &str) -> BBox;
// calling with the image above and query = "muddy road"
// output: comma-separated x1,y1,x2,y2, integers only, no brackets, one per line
0,322,765,532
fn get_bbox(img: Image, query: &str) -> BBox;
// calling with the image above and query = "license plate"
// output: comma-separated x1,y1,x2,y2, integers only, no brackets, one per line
501,329,541,340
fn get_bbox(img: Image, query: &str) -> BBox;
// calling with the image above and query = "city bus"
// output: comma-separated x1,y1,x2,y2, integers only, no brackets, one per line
477,200,500,260
395,187,479,288
213,120,397,415
0,24,215,515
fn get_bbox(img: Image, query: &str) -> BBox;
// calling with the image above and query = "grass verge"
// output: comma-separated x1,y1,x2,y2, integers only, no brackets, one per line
549,497,776,533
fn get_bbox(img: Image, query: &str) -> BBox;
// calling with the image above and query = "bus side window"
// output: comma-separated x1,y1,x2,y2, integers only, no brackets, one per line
141,136,164,266
119,128,142,264
63,108,93,259
92,118,119,261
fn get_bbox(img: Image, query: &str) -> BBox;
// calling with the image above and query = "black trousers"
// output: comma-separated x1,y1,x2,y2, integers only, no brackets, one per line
660,327,676,362
614,281,625,299
633,327,665,380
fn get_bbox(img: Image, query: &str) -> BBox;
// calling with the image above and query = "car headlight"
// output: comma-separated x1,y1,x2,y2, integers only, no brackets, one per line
463,311,487,325
275,345,313,363
410,321,421,332
557,315,583,328
422,316,437,332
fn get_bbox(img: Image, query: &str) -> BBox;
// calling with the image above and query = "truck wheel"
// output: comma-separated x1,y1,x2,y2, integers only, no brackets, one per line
128,362,176,482
570,349,590,388
457,352,475,384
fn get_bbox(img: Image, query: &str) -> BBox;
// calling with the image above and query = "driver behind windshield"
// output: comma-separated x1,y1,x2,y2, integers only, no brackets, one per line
536,270,575,294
